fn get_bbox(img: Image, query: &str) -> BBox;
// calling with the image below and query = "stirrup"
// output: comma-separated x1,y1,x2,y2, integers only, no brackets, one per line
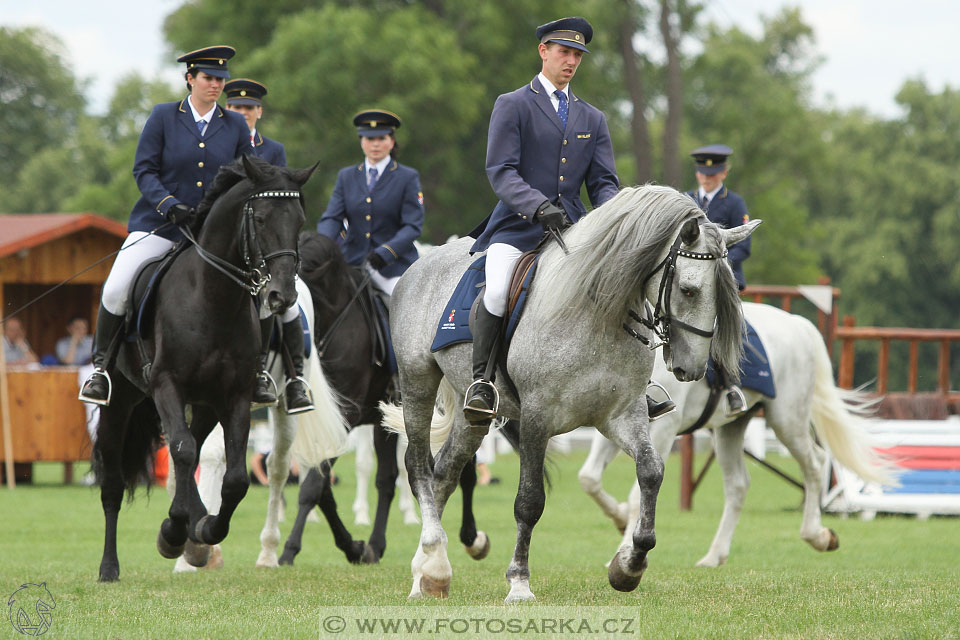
725,386,748,417
463,379,499,424
251,371,279,408
78,367,112,406
283,376,315,415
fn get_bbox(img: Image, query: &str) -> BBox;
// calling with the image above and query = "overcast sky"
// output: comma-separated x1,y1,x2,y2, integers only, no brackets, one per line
3,0,956,118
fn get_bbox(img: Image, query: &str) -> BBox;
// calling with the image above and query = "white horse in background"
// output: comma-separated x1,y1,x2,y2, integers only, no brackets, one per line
167,277,349,571
578,302,899,567
349,424,419,527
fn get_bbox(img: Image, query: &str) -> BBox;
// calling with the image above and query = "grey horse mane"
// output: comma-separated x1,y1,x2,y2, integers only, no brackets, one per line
528,184,744,377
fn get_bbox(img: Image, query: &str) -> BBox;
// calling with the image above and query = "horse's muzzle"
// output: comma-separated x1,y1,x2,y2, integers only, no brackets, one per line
265,289,295,314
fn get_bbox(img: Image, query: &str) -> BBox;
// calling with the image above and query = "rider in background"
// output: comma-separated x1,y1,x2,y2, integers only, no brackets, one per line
462,16,623,424
686,144,751,415
224,78,313,414
316,109,424,297
80,46,251,405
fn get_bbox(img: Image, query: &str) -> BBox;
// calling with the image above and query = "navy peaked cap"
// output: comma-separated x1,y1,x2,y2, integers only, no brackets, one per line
177,45,236,79
691,144,733,175
353,109,402,137
225,79,266,106
536,16,593,52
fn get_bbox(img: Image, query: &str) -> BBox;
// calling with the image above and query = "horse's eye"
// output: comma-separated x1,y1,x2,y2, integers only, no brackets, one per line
680,285,697,298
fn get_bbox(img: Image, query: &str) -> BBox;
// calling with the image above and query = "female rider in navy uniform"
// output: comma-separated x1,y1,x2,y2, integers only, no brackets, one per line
80,47,256,405
224,78,313,413
316,110,424,296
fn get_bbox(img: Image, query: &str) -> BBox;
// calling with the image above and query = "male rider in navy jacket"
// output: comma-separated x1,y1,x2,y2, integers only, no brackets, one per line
224,78,287,166
463,16,620,424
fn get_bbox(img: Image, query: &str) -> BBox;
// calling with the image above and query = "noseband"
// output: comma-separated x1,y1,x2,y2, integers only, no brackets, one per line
623,220,727,349
182,189,302,295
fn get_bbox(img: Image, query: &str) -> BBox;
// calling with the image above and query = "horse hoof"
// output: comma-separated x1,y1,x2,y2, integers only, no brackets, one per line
361,543,380,564
465,531,490,560
278,550,296,566
608,551,647,592
826,529,839,551
157,529,185,559
183,539,211,567
420,574,450,599
98,565,119,583
194,515,217,545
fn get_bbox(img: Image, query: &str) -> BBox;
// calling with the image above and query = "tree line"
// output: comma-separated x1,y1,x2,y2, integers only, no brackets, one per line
3,1,959,389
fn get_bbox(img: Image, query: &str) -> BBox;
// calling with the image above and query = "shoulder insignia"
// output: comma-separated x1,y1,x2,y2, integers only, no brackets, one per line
418,192,424,207
743,214,750,224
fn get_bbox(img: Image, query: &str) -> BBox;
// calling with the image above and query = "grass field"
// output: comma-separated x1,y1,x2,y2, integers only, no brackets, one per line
1,448,958,639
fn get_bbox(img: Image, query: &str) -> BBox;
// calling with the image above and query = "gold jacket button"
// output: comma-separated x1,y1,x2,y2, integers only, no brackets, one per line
563,139,568,145
365,232,371,238
196,181,203,187
561,158,566,163
366,197,372,203
365,215,371,220
559,176,565,182
198,161,204,168
199,142,205,148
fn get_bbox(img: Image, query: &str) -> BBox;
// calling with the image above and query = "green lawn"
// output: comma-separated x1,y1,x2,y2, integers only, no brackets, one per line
1,448,957,639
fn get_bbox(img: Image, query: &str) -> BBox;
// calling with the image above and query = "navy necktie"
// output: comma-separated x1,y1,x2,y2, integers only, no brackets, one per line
701,194,710,211
196,120,205,136
368,167,379,190
555,90,568,129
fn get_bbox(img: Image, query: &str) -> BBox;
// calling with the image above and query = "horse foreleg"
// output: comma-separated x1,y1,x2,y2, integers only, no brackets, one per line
605,408,664,592
458,457,489,560
195,400,250,545
351,424,374,526
95,397,135,582
364,426,400,562
578,430,628,533
279,464,326,566
258,407,296,568
696,419,750,567
154,381,198,558
505,429,549,603
313,459,374,563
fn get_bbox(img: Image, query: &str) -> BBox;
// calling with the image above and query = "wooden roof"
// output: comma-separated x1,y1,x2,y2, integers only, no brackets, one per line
0,213,127,260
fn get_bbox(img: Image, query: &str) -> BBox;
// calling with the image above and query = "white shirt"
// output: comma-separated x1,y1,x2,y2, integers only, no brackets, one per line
538,72,570,113
187,95,216,135
698,184,723,207
364,155,392,182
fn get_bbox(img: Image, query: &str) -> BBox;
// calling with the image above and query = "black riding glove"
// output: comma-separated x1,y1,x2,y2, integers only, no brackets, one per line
367,251,387,270
167,203,196,226
534,200,568,233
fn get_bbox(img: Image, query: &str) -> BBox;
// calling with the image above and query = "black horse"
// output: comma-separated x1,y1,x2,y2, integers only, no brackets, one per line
94,155,316,582
278,233,497,565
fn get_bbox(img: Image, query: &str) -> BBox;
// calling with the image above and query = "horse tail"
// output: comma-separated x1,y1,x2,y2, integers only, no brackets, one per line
379,377,458,456
806,321,900,486
291,349,351,469
92,398,163,500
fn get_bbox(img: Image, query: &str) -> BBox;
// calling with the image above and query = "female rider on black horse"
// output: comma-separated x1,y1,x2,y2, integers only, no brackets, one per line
79,46,312,413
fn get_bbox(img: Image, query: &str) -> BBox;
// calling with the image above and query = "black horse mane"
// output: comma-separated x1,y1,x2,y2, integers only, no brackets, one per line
195,155,286,217
298,232,354,312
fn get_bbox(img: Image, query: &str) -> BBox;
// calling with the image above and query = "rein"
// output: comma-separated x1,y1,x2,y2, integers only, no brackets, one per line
624,221,727,349
315,269,373,358
180,189,301,295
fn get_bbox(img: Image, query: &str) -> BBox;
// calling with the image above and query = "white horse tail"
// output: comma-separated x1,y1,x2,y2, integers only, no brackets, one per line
380,377,457,456
291,349,351,469
806,320,900,486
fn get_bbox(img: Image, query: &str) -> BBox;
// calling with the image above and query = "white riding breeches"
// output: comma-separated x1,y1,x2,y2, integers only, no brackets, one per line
365,264,401,297
101,232,176,315
482,243,523,318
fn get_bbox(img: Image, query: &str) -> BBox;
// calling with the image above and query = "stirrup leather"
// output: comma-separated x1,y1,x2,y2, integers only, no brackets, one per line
78,367,112,406
283,376,315,415
463,379,500,422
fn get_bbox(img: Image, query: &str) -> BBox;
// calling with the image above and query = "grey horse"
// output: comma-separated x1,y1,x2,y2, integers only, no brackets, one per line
384,185,759,601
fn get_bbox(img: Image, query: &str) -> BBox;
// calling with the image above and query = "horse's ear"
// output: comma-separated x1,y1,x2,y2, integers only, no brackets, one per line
241,153,266,184
679,217,700,246
723,219,762,247
289,161,321,187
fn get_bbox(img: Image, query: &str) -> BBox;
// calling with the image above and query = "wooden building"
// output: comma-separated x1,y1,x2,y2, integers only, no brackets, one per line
1,213,127,482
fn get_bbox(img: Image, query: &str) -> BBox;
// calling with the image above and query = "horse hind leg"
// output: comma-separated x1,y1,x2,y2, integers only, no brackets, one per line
504,427,550,602
351,424,374,526
194,400,250,546
578,430,629,533
395,435,419,525
279,464,329,566
170,423,225,571
258,407,296,568
696,418,751,567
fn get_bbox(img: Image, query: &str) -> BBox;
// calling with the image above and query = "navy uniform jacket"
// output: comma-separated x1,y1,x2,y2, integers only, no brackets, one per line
316,160,424,278
470,76,619,252
687,186,751,290
129,98,250,241
252,131,286,166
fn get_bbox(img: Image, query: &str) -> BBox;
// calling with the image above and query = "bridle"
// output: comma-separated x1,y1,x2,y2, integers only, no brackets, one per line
623,219,726,349
181,189,302,295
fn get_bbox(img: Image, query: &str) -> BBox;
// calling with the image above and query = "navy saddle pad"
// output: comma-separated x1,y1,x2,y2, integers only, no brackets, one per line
430,254,540,352
705,320,775,398
130,243,190,339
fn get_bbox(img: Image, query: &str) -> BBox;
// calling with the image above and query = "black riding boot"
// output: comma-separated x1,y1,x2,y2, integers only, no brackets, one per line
646,394,676,421
718,368,747,417
252,317,278,406
79,305,125,406
281,318,314,414
463,301,504,425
